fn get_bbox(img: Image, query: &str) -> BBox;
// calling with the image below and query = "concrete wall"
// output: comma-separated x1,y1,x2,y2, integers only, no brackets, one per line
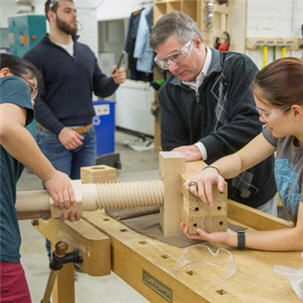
0,0,19,27
246,0,302,67
96,0,147,21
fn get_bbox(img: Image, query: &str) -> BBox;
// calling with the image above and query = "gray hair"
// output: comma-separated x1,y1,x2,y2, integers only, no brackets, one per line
150,12,202,50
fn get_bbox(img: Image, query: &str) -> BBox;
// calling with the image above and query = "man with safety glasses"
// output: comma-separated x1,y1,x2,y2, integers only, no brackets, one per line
150,12,277,214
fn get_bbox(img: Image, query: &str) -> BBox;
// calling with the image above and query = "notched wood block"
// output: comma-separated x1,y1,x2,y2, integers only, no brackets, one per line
182,184,227,235
81,165,117,184
50,202,83,218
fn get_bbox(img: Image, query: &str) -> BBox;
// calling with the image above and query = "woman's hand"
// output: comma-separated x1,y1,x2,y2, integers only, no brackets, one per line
185,166,226,207
181,222,234,246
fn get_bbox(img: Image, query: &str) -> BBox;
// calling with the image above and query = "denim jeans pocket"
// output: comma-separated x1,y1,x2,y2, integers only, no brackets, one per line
36,130,58,145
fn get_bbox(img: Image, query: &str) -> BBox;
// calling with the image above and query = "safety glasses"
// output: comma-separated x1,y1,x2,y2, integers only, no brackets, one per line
23,78,38,100
256,107,290,121
154,39,194,70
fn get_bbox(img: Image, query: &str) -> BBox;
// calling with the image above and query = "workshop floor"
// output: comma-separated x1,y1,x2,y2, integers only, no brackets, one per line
17,131,158,303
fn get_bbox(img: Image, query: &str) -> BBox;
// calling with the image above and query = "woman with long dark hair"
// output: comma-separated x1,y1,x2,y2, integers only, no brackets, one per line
0,53,80,302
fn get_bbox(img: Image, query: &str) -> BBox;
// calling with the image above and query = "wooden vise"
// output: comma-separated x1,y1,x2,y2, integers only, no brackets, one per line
78,152,228,237
16,152,228,238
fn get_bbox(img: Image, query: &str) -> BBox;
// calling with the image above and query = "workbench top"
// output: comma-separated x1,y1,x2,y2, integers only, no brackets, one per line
82,210,302,303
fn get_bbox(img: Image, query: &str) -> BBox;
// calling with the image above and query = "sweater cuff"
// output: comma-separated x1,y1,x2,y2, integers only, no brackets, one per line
53,123,65,136
194,142,207,160
200,135,222,160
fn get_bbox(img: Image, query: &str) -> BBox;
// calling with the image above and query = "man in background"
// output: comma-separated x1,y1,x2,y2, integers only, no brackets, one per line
25,0,126,180
24,0,126,257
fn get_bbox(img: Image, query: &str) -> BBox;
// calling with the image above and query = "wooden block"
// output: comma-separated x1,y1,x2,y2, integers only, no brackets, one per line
159,151,185,237
53,262,74,303
81,165,117,184
35,217,111,276
50,202,83,219
182,184,227,234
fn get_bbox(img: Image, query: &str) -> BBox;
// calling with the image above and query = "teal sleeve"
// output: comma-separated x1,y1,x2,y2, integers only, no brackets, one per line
0,76,34,125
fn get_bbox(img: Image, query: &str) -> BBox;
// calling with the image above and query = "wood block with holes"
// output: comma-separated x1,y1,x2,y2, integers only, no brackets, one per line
182,184,227,234
81,165,117,184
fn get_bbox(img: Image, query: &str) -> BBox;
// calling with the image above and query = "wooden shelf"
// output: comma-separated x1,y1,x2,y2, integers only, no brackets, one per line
246,37,302,50
154,0,198,21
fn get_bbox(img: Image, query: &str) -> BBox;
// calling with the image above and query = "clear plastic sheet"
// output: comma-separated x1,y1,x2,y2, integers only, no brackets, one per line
274,265,303,300
173,244,236,287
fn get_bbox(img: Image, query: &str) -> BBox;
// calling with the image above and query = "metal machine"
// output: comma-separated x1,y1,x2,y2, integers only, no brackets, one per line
8,14,46,57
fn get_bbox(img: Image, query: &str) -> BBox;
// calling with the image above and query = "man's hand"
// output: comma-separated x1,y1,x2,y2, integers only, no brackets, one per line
43,170,81,222
172,144,202,161
58,127,84,150
112,67,127,84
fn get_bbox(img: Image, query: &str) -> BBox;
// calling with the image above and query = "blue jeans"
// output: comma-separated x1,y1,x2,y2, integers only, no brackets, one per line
36,128,96,258
36,128,96,179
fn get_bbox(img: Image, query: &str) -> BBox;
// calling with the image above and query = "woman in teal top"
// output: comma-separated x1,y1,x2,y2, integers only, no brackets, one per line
0,54,80,302
183,57,303,252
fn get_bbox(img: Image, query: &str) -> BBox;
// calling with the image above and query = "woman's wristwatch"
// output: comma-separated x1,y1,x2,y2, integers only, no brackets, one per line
237,229,246,250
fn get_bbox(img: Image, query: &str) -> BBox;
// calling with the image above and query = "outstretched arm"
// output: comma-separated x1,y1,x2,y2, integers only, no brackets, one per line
185,133,276,206
0,103,79,221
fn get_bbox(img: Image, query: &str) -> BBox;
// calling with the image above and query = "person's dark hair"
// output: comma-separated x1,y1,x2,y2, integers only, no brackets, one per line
253,57,303,109
0,53,39,80
45,0,58,18
45,0,73,20
150,12,202,50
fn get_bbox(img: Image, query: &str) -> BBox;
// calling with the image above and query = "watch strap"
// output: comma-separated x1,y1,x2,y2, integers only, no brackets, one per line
237,229,246,250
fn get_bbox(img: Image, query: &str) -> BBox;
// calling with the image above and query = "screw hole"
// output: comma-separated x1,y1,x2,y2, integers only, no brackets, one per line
195,207,199,211
186,270,194,276
103,218,110,221
161,254,168,259
120,229,128,232
139,240,146,245
219,221,223,225
216,289,228,295
217,206,222,211
193,223,197,227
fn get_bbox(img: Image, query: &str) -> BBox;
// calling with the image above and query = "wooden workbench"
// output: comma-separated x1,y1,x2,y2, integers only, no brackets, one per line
36,205,302,303
34,161,302,303
84,210,302,303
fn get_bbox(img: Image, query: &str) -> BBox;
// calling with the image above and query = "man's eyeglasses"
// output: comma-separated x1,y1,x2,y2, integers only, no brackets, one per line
154,39,194,70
